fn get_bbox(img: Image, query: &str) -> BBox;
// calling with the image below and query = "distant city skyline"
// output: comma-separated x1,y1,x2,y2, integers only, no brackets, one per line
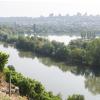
0,0,100,17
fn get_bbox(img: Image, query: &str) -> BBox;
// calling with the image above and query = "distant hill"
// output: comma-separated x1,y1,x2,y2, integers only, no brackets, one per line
0,15,100,35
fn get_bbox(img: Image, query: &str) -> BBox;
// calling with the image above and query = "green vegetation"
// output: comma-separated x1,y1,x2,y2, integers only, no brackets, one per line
0,33,88,100
81,32,96,40
0,52,9,71
0,51,61,100
1,33,100,68
67,94,84,100
0,48,86,100
4,68,61,100
0,16,100,36
15,36,100,67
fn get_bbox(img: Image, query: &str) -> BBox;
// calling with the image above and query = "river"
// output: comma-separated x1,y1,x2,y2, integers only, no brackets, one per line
44,35,81,45
0,36,100,100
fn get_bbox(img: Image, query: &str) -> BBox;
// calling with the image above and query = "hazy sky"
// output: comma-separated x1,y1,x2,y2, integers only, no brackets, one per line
0,0,100,17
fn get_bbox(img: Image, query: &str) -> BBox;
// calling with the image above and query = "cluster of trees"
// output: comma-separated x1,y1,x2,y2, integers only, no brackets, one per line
0,33,8,41
1,15,100,36
16,36,70,61
5,68,61,100
15,36,100,67
81,32,96,40
68,38,100,67
1,33,100,67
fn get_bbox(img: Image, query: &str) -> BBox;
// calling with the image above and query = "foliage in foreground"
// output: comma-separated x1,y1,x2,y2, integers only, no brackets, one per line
0,91,27,100
0,51,61,100
4,68,61,100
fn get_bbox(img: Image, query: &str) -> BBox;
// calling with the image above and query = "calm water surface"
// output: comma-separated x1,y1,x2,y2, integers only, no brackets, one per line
28,35,81,45
0,36,100,100
44,35,81,45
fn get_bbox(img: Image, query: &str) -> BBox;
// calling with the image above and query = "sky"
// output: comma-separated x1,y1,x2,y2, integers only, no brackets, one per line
0,0,100,17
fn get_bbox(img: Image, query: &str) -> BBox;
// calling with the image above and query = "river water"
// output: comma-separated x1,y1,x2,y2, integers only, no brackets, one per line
0,36,100,100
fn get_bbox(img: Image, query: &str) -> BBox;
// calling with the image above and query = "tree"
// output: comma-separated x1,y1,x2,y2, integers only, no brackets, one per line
0,52,9,71
70,48,85,64
86,39,100,66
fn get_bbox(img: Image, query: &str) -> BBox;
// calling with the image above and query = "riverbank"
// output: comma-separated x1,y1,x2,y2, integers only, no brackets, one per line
0,51,62,100
0,91,27,100
0,33,100,68
0,72,27,100
15,36,100,67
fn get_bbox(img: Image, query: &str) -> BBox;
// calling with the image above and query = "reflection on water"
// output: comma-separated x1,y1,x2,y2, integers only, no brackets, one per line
18,50,35,59
0,43,100,100
18,44,100,99
85,75,100,95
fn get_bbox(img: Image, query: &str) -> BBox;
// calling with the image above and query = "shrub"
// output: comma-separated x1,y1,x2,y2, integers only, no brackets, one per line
67,94,84,100
0,52,9,72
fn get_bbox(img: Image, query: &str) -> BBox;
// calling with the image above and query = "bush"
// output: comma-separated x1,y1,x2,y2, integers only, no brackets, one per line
7,65,15,71
0,52,9,72
67,94,84,100
4,69,61,100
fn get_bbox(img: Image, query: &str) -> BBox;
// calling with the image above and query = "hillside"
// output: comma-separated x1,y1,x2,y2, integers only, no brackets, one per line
0,72,27,100
0,15,100,35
